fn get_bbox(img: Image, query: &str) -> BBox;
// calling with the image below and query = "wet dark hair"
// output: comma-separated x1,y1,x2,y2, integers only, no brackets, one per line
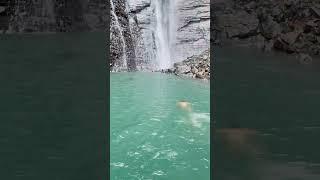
179,100,187,102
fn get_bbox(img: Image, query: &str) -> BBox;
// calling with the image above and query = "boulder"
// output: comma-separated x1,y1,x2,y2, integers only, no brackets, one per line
297,53,313,65
0,6,5,13
260,16,282,39
175,65,191,74
310,7,320,18
281,31,300,45
218,10,259,38
171,49,210,80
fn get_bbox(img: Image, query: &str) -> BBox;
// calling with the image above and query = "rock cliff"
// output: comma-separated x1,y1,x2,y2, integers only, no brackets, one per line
0,0,107,33
212,0,320,57
110,0,136,71
175,0,210,62
110,0,210,71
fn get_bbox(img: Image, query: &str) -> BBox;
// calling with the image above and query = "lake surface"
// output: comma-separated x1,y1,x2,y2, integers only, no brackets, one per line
0,33,107,179
214,46,320,180
110,72,210,180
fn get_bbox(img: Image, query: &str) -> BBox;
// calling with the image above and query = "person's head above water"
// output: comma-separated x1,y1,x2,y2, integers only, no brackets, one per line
177,100,192,112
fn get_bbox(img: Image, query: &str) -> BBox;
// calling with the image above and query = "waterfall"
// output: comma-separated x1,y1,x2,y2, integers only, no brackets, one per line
110,0,127,70
154,0,176,70
110,0,178,71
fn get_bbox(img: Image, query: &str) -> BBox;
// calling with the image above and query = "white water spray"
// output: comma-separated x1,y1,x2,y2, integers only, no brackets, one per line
154,0,176,70
110,0,127,69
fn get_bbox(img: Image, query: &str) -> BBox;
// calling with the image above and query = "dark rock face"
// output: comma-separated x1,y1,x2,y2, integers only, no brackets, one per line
0,0,107,33
110,0,136,71
0,1,15,33
212,0,320,57
297,53,313,64
164,49,210,80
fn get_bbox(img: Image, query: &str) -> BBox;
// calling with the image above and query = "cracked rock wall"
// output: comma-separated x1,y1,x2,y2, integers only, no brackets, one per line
0,0,107,33
124,0,210,69
174,0,210,62
212,0,320,56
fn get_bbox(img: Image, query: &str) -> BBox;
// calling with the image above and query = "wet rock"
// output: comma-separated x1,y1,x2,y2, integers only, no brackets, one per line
260,16,281,39
0,6,5,13
281,31,300,45
310,7,320,18
174,0,210,62
170,49,210,80
6,1,107,33
218,10,259,38
126,0,210,70
175,65,191,74
110,0,136,71
297,53,313,65
212,0,320,57
159,68,174,74
263,40,274,52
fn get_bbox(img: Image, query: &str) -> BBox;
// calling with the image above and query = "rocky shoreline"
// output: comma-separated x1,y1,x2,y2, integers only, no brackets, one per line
161,49,210,80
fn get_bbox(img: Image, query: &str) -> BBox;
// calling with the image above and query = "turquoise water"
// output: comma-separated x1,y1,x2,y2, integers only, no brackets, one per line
110,72,210,180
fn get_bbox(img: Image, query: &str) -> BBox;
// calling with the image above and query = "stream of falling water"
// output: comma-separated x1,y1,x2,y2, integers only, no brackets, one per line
110,0,127,69
154,0,176,70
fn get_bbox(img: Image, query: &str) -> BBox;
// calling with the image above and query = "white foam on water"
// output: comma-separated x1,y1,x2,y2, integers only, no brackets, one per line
151,132,158,136
186,112,210,128
150,117,161,122
152,149,178,160
111,162,128,168
152,170,166,176
140,143,156,152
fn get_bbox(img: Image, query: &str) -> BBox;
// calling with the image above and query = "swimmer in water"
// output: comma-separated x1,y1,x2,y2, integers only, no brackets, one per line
176,100,192,112
216,127,261,156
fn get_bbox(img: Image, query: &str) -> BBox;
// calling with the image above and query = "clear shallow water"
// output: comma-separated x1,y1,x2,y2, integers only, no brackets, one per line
214,46,320,180
110,72,210,180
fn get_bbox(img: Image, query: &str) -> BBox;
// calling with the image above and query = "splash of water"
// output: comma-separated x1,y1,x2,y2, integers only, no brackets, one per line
110,0,127,70
189,112,210,128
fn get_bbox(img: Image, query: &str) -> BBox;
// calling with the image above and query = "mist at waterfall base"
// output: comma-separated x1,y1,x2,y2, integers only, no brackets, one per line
110,73,210,179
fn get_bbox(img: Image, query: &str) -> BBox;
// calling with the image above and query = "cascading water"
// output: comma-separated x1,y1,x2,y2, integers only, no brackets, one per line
111,0,178,71
153,0,176,70
110,0,127,70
